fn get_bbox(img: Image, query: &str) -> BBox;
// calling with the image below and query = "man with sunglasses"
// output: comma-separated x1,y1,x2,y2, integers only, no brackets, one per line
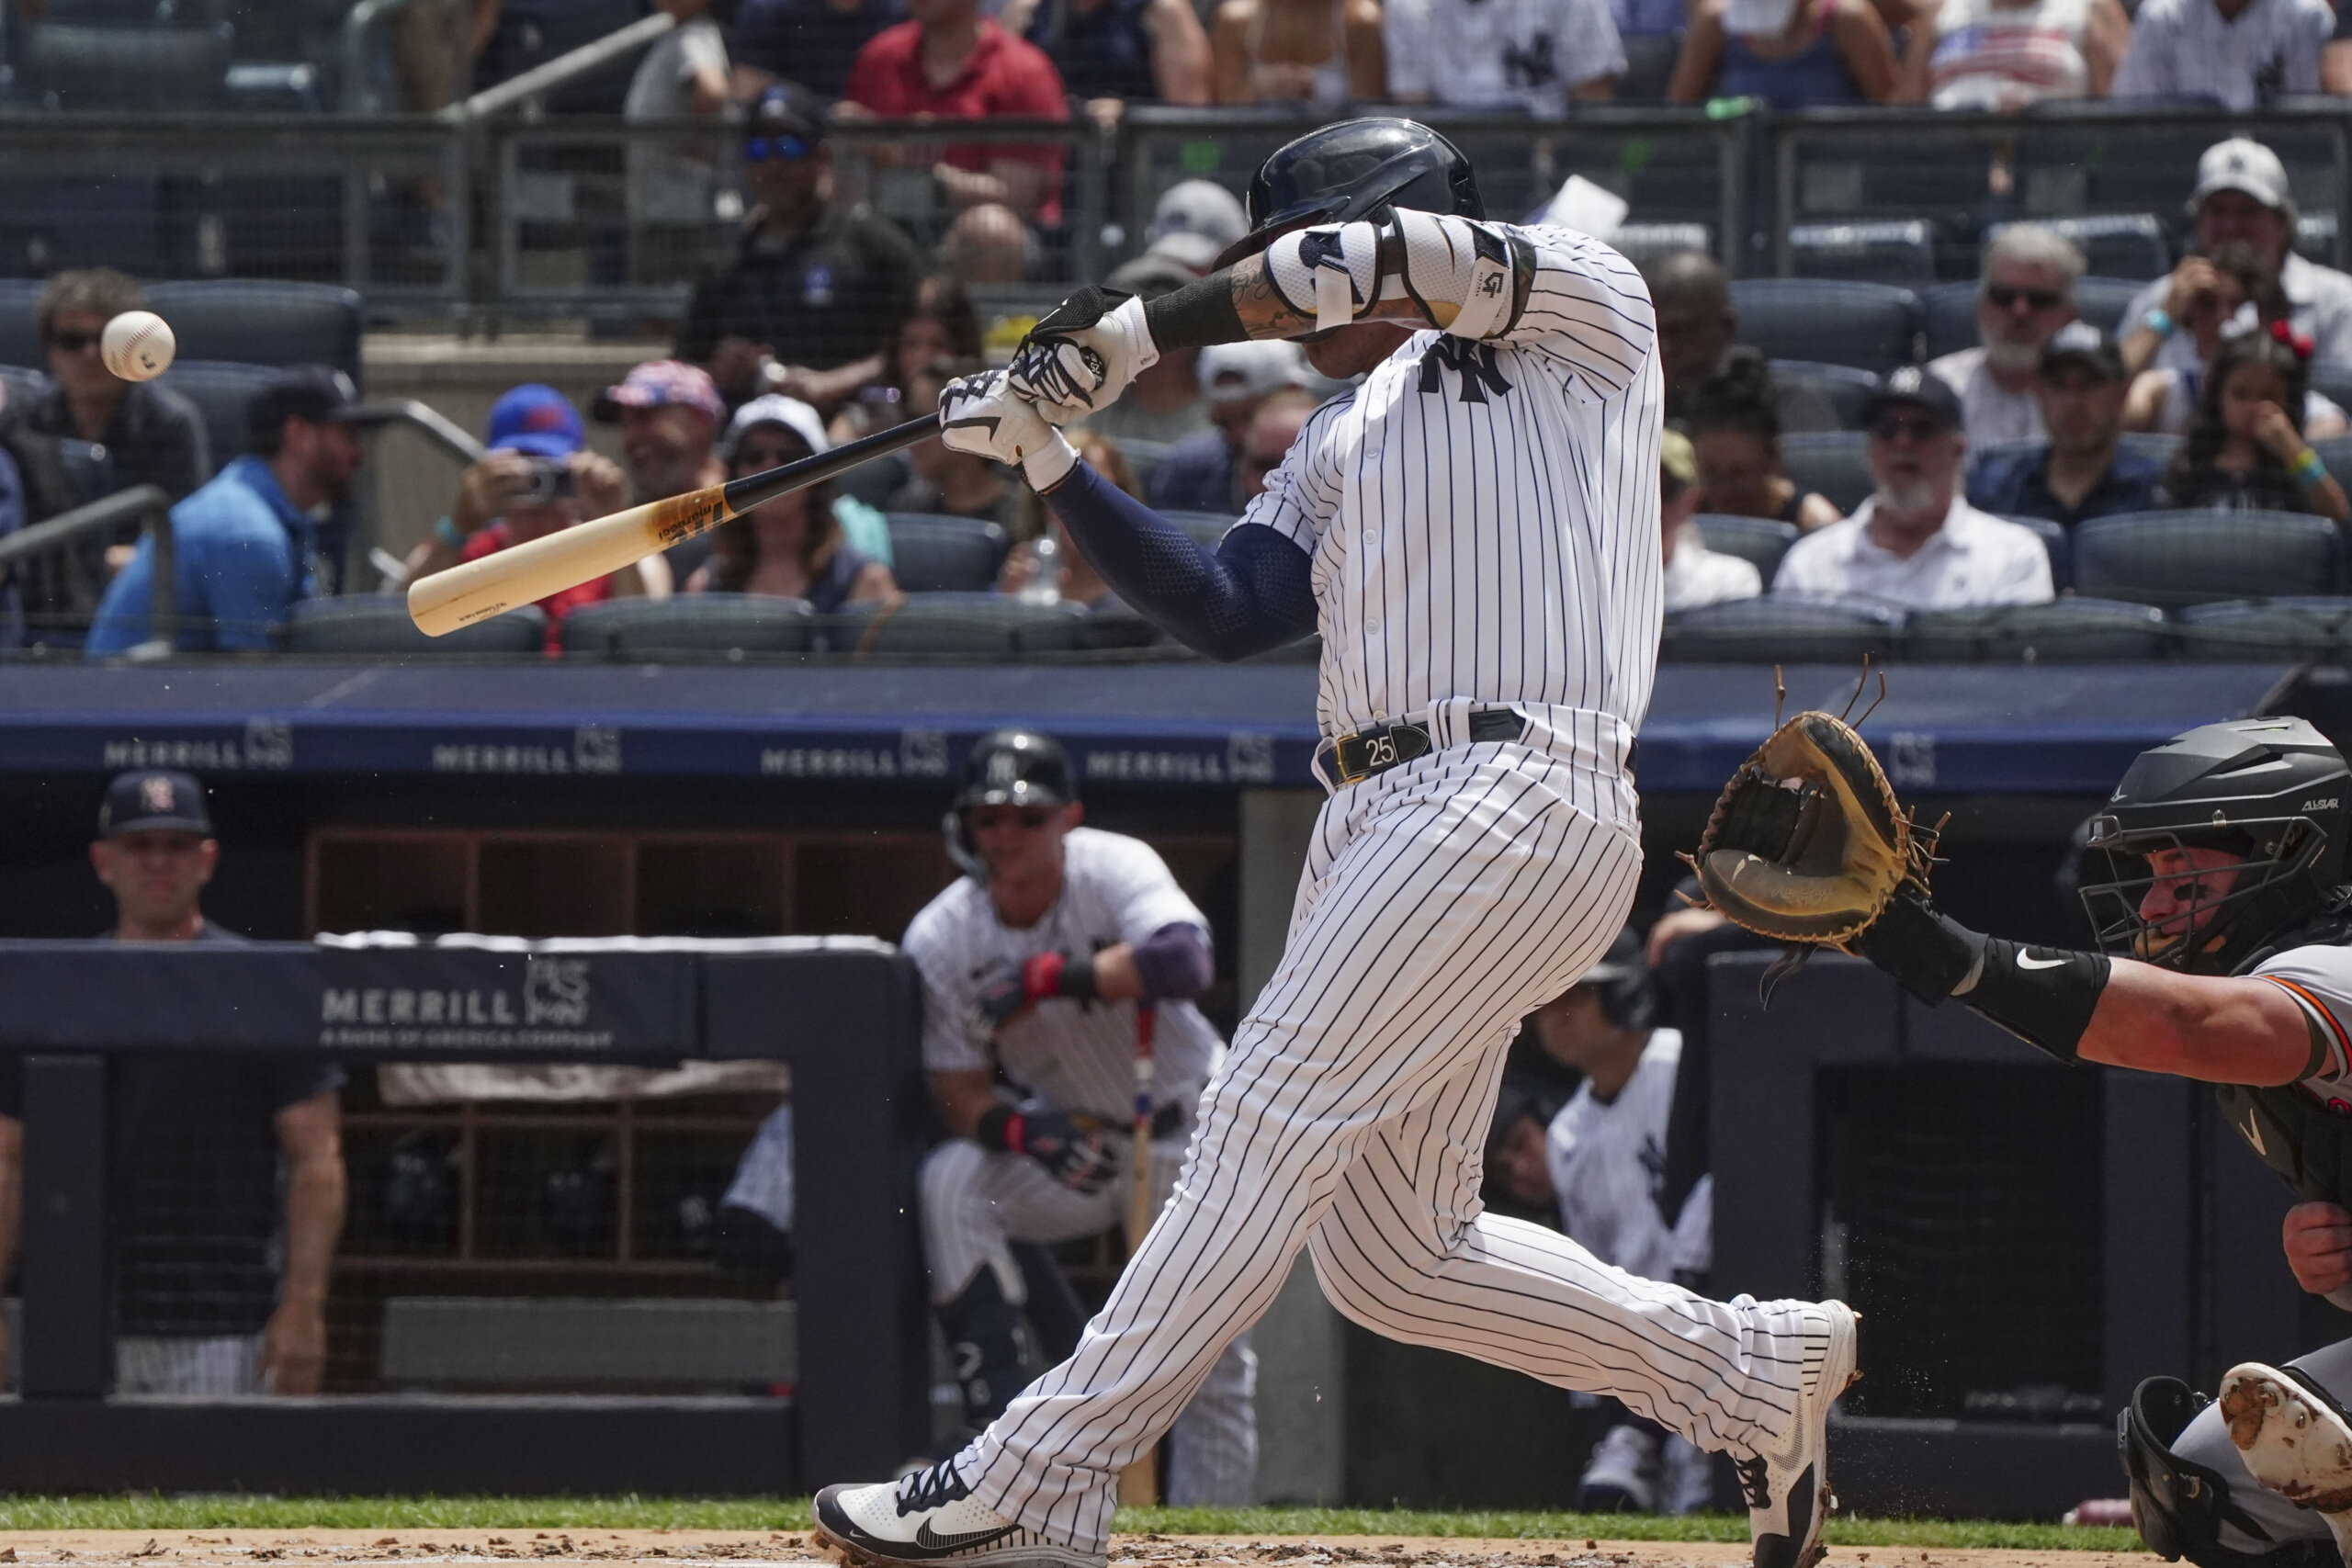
1925,225,2083,448
1772,366,2052,610
899,729,1256,1504
673,85,922,412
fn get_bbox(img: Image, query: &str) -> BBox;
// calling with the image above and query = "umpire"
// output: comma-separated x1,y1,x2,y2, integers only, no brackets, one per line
0,770,345,1395
1781,717,2352,1565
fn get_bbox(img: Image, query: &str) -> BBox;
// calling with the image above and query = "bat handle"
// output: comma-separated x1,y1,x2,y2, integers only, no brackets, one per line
1128,1000,1159,1250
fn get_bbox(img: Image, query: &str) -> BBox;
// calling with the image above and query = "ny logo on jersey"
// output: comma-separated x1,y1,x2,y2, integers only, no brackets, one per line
1419,338,1513,405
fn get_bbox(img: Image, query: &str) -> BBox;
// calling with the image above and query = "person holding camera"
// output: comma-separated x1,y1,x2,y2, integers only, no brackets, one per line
405,385,649,650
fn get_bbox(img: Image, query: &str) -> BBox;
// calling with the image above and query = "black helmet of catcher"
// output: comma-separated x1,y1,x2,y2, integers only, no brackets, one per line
944,728,1076,880
1213,117,1484,272
2077,717,2350,974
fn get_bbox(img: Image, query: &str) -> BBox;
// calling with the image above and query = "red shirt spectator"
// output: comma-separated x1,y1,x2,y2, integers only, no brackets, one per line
459,521,615,652
847,3,1070,223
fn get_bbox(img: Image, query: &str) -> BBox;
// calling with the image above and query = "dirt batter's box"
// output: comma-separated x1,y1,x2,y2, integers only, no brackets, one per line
0,936,929,1495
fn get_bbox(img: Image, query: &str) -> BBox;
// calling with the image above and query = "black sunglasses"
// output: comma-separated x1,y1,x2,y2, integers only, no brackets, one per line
1870,413,1947,443
48,330,99,353
1985,283,2064,311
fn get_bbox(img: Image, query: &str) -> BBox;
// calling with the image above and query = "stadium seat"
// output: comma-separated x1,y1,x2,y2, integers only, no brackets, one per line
1607,223,1712,268
1658,596,1903,662
2074,510,2344,609
1922,276,2147,362
145,281,365,383
1769,360,1877,430
1902,598,2165,662
831,593,1091,657
1159,510,1237,547
157,360,278,464
22,22,232,110
0,282,44,369
560,595,818,660
1990,215,2169,282
2174,597,2352,658
1618,31,1681,101
1787,221,1937,288
2311,365,2352,421
2000,513,2072,593
1691,514,1800,584
285,597,545,656
1726,280,1920,375
884,513,1010,593
1779,432,1875,513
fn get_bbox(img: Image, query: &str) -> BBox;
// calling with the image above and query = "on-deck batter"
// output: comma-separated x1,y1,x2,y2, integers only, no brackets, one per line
815,118,1859,1568
904,728,1256,1504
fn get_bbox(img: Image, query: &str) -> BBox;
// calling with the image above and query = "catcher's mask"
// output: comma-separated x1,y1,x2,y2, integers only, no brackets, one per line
944,728,1076,882
2078,718,2349,974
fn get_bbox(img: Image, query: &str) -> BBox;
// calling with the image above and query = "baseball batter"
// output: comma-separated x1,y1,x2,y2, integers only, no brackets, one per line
817,118,1857,1568
903,728,1256,1505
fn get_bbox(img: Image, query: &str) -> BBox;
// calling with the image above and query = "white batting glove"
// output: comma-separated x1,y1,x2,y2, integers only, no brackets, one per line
1005,288,1159,426
938,371,1078,491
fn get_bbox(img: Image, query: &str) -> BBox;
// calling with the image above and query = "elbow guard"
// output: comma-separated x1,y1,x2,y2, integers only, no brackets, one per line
1263,209,1524,339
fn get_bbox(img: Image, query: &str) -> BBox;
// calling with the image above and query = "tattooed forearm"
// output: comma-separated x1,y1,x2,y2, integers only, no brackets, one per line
1230,255,1317,339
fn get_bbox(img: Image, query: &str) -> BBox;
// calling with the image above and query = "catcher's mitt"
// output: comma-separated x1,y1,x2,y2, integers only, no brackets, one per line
1688,710,1932,945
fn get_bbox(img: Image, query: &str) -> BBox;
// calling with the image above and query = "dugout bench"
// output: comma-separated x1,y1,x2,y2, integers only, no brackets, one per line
0,936,928,1495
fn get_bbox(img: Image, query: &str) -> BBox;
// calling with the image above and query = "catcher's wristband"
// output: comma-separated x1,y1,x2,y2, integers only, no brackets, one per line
1953,938,2109,1062
975,1104,1026,1153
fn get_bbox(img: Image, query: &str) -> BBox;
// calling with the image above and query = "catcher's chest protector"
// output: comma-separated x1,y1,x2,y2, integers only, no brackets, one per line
2218,907,2352,1208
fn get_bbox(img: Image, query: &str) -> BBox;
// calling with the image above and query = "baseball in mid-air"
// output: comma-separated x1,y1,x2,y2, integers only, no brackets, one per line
101,310,175,382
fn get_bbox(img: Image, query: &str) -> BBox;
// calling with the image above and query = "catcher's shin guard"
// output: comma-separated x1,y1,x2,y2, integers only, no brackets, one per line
2121,1376,2339,1568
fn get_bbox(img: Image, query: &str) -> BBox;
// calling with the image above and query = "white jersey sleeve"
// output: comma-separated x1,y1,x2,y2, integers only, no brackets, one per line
1087,830,1214,946
1486,223,1657,396
904,890,993,1077
2248,942,2352,1100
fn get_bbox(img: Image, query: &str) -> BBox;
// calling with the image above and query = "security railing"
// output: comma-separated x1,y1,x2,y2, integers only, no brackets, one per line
0,103,2346,318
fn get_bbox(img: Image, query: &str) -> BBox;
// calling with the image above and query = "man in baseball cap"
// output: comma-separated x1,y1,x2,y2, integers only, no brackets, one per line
85,366,391,658
1146,340,1309,512
0,768,351,1396
1772,365,2054,611
1969,322,2163,528
2125,138,2352,373
596,359,730,578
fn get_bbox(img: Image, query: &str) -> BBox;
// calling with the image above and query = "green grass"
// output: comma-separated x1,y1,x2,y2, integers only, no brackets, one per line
0,1499,2146,1551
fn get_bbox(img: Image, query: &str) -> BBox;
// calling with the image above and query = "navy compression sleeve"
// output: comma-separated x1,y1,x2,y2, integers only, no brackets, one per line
1043,461,1317,661
1130,922,1214,1001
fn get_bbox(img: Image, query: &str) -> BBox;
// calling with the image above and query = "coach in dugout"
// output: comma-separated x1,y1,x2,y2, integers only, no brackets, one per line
0,771,345,1394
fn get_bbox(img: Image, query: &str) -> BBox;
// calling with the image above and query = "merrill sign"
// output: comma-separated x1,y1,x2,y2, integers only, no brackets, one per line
319,958,610,1050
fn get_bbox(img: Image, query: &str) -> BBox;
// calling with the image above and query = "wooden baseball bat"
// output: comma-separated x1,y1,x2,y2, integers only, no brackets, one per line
407,413,942,637
1117,1001,1161,1510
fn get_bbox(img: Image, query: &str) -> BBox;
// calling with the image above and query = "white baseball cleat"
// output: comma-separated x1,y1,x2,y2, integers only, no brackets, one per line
814,1459,1103,1568
1739,1301,1861,1568
2219,1362,2352,1560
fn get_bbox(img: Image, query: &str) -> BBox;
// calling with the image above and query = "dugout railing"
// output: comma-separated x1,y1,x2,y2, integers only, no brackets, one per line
0,936,929,1495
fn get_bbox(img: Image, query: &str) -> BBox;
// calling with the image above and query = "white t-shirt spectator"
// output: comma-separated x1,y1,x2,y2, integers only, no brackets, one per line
1665,529,1763,611
2109,0,2329,109
1928,345,2047,446
1773,496,2055,610
626,17,731,223
1384,0,1627,114
2126,254,2352,370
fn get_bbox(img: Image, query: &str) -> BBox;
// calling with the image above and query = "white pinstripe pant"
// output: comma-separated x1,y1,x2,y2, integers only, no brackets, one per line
962,743,1819,1550
922,1137,1259,1505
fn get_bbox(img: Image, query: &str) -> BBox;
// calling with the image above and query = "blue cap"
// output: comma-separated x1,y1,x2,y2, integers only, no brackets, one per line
99,770,211,838
486,384,585,458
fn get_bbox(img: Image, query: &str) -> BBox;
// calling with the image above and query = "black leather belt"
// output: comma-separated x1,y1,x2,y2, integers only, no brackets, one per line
1316,709,1526,786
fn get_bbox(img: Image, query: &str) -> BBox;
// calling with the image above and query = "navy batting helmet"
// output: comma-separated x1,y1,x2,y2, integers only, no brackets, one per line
944,729,1076,879
1213,118,1484,271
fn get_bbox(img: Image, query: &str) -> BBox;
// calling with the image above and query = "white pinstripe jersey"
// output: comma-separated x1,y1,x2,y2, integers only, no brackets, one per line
903,827,1221,1123
1238,221,1665,767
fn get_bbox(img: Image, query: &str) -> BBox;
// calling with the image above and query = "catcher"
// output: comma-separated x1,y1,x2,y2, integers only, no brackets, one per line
1698,709,2352,1567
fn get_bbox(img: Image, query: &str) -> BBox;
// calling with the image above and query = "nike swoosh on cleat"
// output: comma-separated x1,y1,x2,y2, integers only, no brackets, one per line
915,1522,1018,1552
